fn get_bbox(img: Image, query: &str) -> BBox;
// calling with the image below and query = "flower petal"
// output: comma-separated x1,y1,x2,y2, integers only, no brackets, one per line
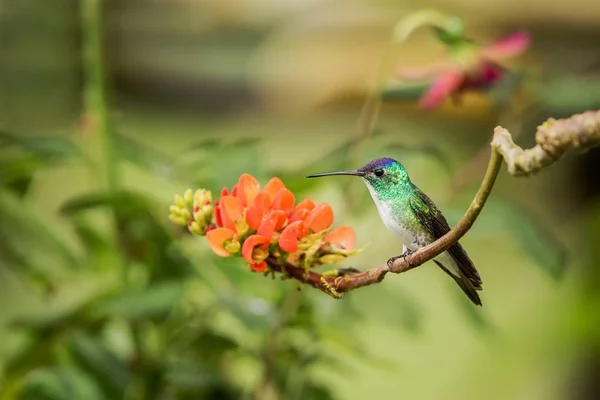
246,192,271,230
206,227,236,257
396,60,456,81
481,31,530,62
279,221,306,253
242,234,269,264
237,173,261,207
464,61,504,89
419,69,464,110
289,208,309,223
257,211,279,241
220,188,229,197
274,210,288,231
294,198,316,212
271,188,295,214
251,261,267,273
324,226,356,250
219,196,244,232
214,201,223,227
263,177,285,199
305,203,334,232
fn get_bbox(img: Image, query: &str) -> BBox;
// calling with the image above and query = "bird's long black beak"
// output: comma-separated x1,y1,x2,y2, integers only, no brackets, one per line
306,170,364,178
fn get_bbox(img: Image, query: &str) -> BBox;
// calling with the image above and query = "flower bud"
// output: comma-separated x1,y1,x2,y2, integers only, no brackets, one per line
174,194,186,208
194,189,212,207
201,203,213,216
169,214,188,227
183,189,194,205
179,208,192,221
188,221,203,235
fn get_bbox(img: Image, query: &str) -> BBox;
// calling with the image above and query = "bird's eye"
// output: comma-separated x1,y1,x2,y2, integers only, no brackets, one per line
374,169,385,177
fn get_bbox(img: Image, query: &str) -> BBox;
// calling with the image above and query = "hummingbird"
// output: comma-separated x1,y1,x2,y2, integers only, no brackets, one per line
307,157,483,305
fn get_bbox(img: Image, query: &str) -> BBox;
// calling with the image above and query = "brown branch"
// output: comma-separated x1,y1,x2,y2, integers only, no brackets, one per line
493,109,600,176
265,110,600,298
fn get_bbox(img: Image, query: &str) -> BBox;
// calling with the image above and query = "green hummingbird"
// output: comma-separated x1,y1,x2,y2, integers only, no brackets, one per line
307,157,483,306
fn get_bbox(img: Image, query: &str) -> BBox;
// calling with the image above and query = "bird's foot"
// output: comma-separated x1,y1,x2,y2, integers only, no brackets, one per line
387,248,415,268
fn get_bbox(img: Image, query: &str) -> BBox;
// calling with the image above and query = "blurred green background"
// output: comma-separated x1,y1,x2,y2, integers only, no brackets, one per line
1,0,600,399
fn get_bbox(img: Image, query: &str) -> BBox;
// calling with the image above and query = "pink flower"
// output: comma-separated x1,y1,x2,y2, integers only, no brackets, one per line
398,31,531,109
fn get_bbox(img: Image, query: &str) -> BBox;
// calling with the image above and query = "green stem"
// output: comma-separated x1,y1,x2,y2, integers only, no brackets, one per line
81,0,118,193
80,3,147,398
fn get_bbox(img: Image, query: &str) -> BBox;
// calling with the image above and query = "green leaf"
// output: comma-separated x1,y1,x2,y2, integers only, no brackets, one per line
18,367,103,400
164,361,222,391
59,191,146,216
113,132,176,176
0,154,41,195
69,331,132,395
60,190,198,279
88,282,185,321
300,381,337,400
0,188,80,271
381,82,428,102
178,138,265,191
0,130,81,161
535,75,600,113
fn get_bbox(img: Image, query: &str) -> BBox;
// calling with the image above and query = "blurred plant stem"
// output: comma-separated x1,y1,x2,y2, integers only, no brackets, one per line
254,290,304,400
80,2,147,398
81,0,123,275
81,0,118,197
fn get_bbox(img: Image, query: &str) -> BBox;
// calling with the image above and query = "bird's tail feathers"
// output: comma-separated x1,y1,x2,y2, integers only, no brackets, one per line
434,260,482,306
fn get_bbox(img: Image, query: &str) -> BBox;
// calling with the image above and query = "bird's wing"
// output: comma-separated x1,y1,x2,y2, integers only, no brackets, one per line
409,188,482,289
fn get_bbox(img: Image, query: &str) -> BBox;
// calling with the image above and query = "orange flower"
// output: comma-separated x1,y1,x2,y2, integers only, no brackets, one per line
219,196,243,232
246,192,271,229
271,188,295,214
263,177,285,199
304,203,333,233
236,173,261,206
279,221,307,253
324,226,355,250
204,173,359,272
206,227,238,257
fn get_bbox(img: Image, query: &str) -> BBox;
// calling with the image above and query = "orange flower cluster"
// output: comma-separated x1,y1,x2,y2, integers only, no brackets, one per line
204,174,357,272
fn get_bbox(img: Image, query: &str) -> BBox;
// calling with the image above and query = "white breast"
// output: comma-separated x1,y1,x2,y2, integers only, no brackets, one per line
364,181,419,250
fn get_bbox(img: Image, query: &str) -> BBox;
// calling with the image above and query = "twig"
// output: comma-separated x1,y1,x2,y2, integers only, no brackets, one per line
492,110,600,176
267,110,600,297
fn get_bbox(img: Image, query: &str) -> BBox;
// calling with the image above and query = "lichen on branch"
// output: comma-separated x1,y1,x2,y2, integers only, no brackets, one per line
492,109,600,176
